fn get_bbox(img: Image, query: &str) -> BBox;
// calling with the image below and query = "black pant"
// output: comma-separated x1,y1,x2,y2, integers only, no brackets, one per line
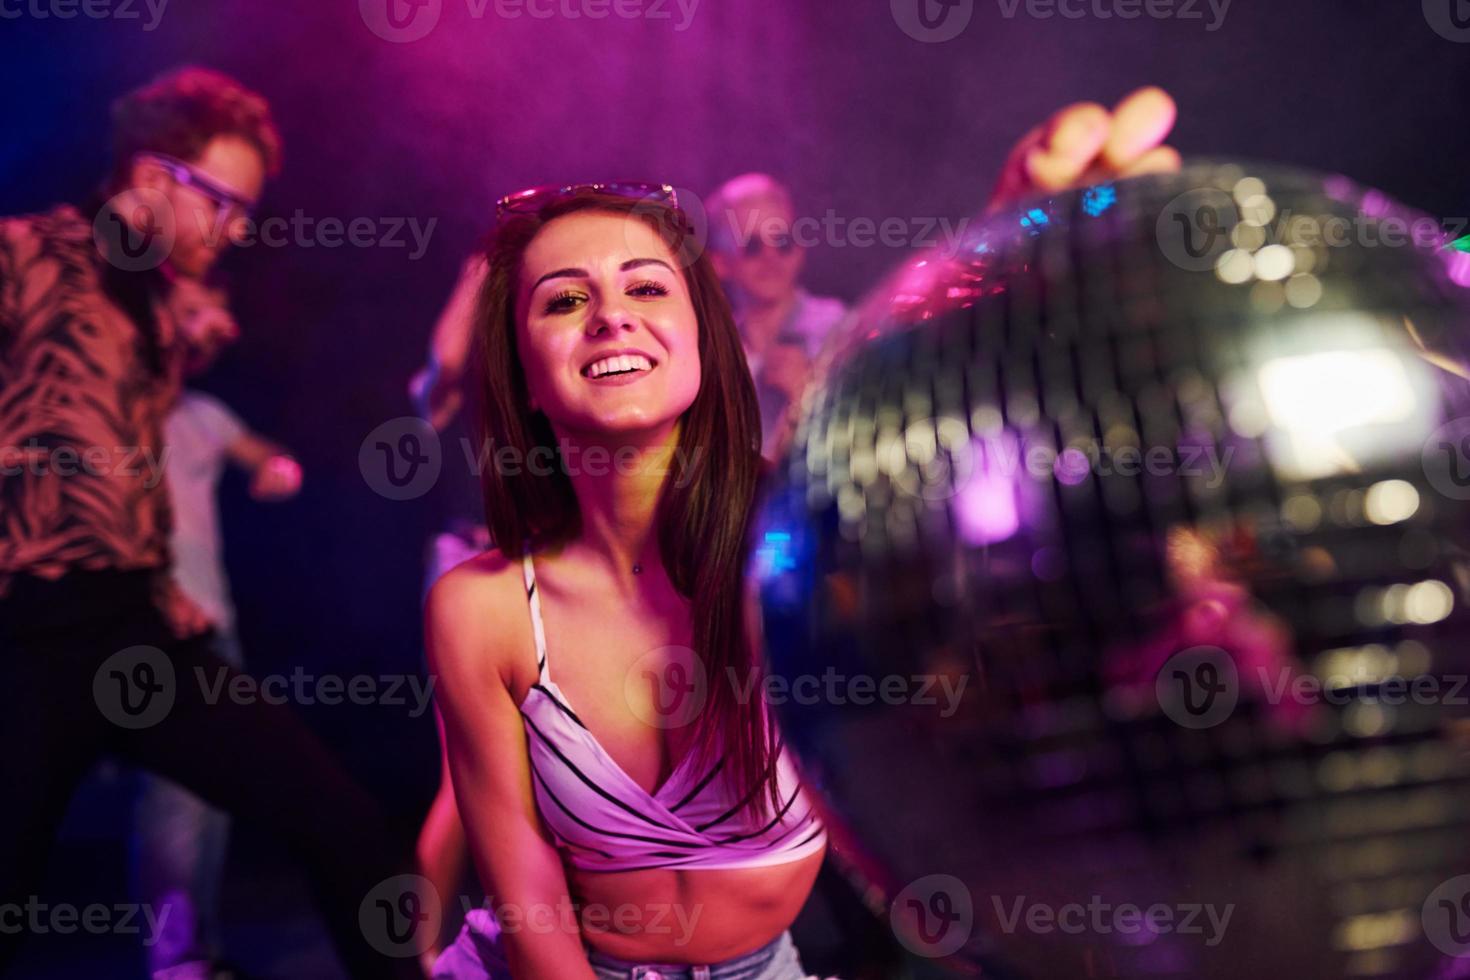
0,569,422,979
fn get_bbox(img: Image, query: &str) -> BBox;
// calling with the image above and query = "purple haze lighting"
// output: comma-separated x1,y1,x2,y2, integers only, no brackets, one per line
1449,249,1470,288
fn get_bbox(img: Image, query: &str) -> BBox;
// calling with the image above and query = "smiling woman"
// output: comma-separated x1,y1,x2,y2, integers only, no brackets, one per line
515,218,705,435
425,189,828,979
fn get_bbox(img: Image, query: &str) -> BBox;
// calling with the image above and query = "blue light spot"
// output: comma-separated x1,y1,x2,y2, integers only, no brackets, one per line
1082,184,1117,217
755,528,799,576
1019,208,1051,235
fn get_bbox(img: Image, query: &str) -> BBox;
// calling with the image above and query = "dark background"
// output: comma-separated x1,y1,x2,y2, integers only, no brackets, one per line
2,0,1468,973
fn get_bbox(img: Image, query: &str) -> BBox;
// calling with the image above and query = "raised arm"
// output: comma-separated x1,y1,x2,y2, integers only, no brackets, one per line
987,86,1181,212
423,561,598,979
410,255,489,432
225,430,302,501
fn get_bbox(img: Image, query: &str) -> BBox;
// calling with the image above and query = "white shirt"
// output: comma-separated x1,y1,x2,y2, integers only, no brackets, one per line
164,389,245,630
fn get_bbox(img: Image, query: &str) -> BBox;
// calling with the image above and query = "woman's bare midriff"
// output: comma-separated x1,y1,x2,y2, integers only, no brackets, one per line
491,551,827,964
567,845,826,963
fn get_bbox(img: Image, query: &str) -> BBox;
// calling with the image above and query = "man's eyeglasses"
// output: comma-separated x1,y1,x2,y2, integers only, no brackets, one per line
494,182,678,223
135,152,258,219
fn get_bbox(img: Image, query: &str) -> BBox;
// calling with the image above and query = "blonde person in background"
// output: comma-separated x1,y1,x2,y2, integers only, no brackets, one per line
702,174,847,460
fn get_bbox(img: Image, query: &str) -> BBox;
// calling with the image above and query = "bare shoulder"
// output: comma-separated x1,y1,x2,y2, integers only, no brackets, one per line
423,547,530,689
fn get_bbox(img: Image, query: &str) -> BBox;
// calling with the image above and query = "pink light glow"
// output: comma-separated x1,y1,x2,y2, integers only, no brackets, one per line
955,435,1022,545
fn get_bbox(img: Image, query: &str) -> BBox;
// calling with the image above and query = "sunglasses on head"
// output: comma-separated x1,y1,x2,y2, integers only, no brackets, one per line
135,152,258,219
494,182,679,223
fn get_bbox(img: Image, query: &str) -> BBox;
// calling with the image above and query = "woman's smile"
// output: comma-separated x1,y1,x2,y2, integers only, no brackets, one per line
581,348,659,385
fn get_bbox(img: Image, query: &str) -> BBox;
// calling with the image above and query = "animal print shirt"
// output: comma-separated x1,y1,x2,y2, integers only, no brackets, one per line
0,205,188,599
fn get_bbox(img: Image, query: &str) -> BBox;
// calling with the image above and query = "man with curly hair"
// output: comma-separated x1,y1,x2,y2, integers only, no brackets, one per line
0,67,421,979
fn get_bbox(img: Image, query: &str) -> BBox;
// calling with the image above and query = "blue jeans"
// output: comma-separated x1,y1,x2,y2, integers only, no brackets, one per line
432,908,816,979
130,628,243,973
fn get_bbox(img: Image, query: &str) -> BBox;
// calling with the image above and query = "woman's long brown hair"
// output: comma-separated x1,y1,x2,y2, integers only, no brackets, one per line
471,191,783,822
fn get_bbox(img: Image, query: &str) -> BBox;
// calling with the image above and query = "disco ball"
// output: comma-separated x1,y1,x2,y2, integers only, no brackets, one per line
754,162,1470,978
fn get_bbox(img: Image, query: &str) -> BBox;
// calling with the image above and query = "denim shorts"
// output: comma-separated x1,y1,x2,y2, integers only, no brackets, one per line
431,908,817,979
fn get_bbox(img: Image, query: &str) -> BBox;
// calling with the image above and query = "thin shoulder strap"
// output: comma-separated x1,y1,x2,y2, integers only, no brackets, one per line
521,551,550,683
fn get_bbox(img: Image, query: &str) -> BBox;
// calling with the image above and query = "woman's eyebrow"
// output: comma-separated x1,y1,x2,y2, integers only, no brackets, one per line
531,267,586,292
620,258,675,274
530,258,675,293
